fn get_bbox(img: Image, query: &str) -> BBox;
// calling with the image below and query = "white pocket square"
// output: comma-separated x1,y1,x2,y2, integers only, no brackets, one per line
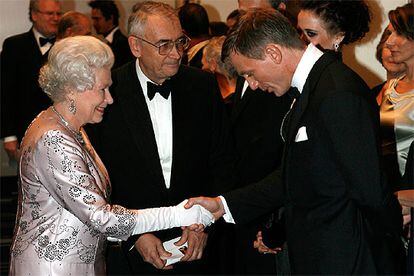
295,126,308,142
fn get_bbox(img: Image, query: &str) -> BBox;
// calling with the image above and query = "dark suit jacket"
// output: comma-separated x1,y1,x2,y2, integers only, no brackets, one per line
229,77,291,273
110,29,134,69
89,62,234,273
225,53,404,274
1,29,51,141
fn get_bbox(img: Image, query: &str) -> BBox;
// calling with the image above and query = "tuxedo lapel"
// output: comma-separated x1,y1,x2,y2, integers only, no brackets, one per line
231,77,255,122
117,63,165,183
287,53,338,142
27,29,44,63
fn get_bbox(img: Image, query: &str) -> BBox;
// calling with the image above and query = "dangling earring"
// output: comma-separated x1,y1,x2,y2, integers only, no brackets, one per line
333,43,340,52
68,99,77,115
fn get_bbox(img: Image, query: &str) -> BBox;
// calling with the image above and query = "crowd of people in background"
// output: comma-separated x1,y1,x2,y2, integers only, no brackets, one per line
1,0,413,275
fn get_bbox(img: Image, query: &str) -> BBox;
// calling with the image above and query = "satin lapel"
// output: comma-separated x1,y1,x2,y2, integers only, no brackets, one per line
117,63,165,182
287,53,338,143
231,78,255,123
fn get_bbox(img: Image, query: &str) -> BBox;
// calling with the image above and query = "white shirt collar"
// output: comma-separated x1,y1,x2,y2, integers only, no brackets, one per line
32,27,54,54
105,26,119,44
291,43,323,94
136,59,153,99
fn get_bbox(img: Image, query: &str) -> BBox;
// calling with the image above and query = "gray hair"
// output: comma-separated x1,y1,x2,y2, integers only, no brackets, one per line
203,36,232,77
29,0,60,22
39,36,114,103
222,8,304,62
128,1,178,36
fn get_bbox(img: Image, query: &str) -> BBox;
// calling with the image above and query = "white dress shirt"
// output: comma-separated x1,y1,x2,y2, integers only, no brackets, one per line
221,43,324,223
105,26,119,44
136,59,173,189
33,27,54,55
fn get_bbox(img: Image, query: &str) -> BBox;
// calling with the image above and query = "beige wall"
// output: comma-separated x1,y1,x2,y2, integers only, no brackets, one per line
1,0,409,87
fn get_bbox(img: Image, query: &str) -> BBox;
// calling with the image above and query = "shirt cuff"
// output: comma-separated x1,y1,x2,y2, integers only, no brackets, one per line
219,196,235,224
3,136,17,142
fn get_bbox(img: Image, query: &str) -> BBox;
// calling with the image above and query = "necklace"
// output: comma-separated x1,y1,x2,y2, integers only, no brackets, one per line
51,106,85,145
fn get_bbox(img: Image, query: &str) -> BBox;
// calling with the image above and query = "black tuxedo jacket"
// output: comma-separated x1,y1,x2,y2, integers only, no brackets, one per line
110,29,134,69
231,76,291,187
89,62,234,271
229,77,292,273
1,29,51,141
225,53,404,274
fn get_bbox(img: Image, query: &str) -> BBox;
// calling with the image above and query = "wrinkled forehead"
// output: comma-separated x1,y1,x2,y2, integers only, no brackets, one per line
144,15,183,41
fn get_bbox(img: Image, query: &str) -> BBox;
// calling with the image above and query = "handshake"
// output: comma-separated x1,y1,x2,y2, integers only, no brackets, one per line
174,199,215,230
132,197,222,236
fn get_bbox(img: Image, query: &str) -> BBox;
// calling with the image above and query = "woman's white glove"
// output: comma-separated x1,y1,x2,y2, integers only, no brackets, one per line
132,200,214,235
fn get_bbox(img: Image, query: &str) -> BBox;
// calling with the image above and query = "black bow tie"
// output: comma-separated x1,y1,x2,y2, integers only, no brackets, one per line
39,36,55,46
147,81,171,100
288,87,300,99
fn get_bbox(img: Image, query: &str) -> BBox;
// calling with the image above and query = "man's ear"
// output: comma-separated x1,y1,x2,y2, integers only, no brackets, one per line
264,44,282,65
277,2,286,11
128,36,141,58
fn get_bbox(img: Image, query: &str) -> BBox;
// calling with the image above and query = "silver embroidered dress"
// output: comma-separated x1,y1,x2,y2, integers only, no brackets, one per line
9,108,138,275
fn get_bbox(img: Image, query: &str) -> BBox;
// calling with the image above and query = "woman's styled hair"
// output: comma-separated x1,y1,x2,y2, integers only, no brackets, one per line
39,35,114,102
389,3,414,41
299,0,371,45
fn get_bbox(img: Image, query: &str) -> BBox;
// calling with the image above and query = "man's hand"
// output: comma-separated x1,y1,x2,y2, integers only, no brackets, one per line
175,228,208,262
185,196,225,220
135,233,172,270
253,231,282,255
3,140,18,161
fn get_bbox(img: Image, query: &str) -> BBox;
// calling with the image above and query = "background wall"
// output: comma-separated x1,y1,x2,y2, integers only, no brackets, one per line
0,0,410,175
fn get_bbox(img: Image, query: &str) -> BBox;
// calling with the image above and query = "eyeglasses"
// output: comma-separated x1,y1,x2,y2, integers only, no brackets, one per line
36,10,62,17
132,35,190,55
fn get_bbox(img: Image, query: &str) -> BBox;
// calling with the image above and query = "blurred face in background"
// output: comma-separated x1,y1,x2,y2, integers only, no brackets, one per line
238,0,273,11
381,45,406,78
297,9,343,51
32,0,62,37
91,8,114,35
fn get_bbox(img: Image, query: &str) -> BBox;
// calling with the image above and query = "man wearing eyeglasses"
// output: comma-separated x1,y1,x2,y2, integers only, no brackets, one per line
1,0,61,162
88,1,235,275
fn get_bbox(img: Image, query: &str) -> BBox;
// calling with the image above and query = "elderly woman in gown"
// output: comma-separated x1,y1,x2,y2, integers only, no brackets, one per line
9,35,213,275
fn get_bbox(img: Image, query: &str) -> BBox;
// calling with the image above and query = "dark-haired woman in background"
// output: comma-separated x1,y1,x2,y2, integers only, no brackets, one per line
380,5,414,273
297,0,371,52
379,3,414,192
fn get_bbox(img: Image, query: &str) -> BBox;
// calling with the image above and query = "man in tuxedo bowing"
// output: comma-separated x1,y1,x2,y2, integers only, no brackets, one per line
187,9,405,274
1,0,61,160
227,0,293,274
88,1,234,274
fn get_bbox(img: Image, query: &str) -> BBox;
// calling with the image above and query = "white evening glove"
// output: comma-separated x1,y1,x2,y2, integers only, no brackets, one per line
132,200,214,235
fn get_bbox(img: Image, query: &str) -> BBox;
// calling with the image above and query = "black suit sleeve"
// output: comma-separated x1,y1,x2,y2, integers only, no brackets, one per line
224,168,284,224
1,38,18,138
319,92,402,233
